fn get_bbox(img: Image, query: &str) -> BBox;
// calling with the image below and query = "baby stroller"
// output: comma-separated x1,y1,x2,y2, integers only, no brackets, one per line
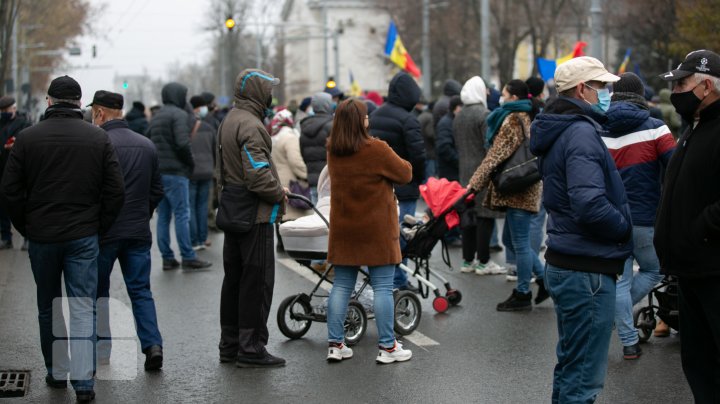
398,177,472,313
633,275,680,342
276,168,422,345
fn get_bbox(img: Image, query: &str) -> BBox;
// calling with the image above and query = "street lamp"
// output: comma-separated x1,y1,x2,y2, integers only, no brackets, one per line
225,16,236,32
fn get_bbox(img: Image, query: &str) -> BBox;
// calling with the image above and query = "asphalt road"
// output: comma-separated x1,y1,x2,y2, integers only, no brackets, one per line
0,218,692,403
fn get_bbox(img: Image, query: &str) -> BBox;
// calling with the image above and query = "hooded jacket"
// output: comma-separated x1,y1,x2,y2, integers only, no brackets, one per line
529,97,633,275
146,82,194,177
217,69,285,225
299,92,333,187
432,79,462,128
369,72,425,200
125,105,149,135
435,111,459,181
601,101,675,226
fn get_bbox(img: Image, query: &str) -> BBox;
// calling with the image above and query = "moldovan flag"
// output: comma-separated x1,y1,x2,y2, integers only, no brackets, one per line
349,70,362,97
618,48,632,74
384,21,421,78
537,41,588,82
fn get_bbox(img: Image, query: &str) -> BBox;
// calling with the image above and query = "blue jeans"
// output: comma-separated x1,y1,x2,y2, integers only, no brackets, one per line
157,175,196,261
614,226,664,346
28,235,98,392
545,264,616,404
189,179,211,246
505,208,545,293
424,159,436,183
328,265,395,348
504,203,546,265
395,199,417,288
97,239,163,356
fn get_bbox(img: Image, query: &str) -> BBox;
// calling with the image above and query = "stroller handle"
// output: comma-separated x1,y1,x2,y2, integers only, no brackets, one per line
286,193,330,228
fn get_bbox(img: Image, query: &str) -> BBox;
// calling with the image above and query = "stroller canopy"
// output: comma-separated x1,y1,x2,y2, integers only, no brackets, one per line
419,177,474,229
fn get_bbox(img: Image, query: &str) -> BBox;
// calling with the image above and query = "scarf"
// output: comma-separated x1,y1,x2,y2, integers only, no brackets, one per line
485,99,532,147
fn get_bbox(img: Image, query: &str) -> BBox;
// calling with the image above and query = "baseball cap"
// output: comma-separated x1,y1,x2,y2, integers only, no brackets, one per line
87,90,124,109
660,50,720,81
554,56,620,92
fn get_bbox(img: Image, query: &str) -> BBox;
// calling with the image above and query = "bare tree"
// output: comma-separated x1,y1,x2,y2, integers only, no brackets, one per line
0,0,21,95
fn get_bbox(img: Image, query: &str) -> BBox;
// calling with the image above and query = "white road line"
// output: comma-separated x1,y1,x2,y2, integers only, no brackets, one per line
403,332,440,347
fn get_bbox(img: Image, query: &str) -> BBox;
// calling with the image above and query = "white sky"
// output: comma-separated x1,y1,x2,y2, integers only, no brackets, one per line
61,0,215,106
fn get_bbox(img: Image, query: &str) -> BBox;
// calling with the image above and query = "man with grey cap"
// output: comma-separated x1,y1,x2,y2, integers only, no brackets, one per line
1,75,125,403
89,90,165,372
654,49,720,402
529,57,633,403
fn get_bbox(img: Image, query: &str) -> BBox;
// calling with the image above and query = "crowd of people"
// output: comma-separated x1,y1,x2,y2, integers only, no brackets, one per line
0,47,719,403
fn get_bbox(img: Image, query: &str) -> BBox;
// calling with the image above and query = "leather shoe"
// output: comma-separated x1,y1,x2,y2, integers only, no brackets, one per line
182,259,212,269
76,390,95,403
162,259,180,270
236,350,286,368
45,374,67,389
144,345,163,371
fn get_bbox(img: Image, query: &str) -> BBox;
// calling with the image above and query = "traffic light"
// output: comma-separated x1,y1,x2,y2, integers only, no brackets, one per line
122,81,129,89
225,16,236,31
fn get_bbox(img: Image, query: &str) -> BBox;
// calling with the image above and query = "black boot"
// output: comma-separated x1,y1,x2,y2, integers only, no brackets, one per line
496,289,532,312
535,279,550,305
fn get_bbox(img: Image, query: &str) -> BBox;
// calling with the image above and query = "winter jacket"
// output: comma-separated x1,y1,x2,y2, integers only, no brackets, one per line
125,106,149,135
602,101,675,226
0,113,31,182
658,88,682,139
435,113,459,181
271,126,310,221
418,109,435,160
146,83,194,177
328,137,412,266
529,97,633,275
432,79,462,128
1,104,125,242
101,119,164,244
655,99,720,279
468,112,541,214
369,72,425,201
300,92,333,187
217,69,285,225
190,120,216,181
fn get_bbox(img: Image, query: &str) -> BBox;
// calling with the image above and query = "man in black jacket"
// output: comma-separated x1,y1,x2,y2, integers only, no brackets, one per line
369,72,425,290
655,49,720,403
0,75,125,403
89,90,165,372
300,92,333,202
146,82,210,270
0,95,31,249
124,101,148,135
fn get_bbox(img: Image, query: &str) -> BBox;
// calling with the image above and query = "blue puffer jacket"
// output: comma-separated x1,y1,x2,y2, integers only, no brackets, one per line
530,97,633,275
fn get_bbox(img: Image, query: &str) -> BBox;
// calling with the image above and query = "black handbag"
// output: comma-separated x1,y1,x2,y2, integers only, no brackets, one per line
491,123,541,194
215,126,259,233
287,180,312,210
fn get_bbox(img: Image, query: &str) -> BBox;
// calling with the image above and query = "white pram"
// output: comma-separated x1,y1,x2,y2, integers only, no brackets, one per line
276,167,422,345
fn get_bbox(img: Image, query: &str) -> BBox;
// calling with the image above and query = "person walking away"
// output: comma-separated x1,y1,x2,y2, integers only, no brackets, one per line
300,92,333,203
146,82,211,270
369,72,425,291
188,95,216,251
468,79,545,309
454,76,505,275
325,98,413,364
600,73,676,360
89,90,165,371
0,96,31,250
217,69,287,368
270,109,310,222
435,95,461,181
1,75,125,403
529,57,631,403
654,49,720,403
125,101,149,135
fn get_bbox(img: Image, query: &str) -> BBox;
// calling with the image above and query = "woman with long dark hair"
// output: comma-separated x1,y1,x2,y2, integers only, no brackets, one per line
325,98,413,363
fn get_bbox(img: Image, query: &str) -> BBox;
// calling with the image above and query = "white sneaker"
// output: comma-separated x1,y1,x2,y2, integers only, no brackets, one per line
376,341,412,364
193,244,206,251
506,266,518,281
474,262,492,275
460,261,476,273
484,261,507,274
327,343,353,362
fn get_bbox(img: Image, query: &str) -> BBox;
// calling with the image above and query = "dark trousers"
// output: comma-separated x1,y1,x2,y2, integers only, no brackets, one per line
678,277,720,404
461,217,494,264
0,205,11,242
219,223,275,357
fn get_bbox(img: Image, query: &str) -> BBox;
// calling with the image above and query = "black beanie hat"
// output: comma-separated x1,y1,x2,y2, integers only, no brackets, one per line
613,72,644,96
132,101,145,111
190,95,207,109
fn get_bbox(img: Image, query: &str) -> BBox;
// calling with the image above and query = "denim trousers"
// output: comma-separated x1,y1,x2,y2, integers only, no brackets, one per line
504,203,546,265
328,264,395,348
424,159,436,183
28,235,98,392
614,226,664,346
505,208,545,293
394,199,416,288
545,264,616,404
189,179,211,246
97,239,162,356
157,175,196,261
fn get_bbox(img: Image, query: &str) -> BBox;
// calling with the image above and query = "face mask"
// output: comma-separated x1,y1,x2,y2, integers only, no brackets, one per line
265,108,274,118
584,84,611,113
198,106,209,118
670,83,705,122
307,107,314,116
498,96,505,105
0,112,12,121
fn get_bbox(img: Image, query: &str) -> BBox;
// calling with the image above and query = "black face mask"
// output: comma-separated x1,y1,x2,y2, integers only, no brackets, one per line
670,83,705,122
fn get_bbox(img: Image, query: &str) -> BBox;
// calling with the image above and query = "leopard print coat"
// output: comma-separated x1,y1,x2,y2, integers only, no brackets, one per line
468,112,542,213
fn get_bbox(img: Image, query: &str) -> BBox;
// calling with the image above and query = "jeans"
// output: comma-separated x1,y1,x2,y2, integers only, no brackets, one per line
0,205,11,242
189,179,211,246
395,199,417,288
157,175,196,261
424,159,436,183
28,235,98,392
505,208,545,293
97,239,162,356
614,226,664,346
545,264,616,404
504,203,546,265
328,265,395,348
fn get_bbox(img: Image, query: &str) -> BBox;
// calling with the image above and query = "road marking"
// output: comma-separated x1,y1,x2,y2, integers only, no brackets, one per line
403,332,440,347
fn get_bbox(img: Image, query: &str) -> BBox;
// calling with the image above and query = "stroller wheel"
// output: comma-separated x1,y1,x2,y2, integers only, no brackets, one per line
633,307,656,343
394,290,422,335
344,300,367,346
277,294,313,339
432,296,450,313
446,289,462,306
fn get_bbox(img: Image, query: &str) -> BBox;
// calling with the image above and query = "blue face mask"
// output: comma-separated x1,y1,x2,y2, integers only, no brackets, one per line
585,84,611,113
